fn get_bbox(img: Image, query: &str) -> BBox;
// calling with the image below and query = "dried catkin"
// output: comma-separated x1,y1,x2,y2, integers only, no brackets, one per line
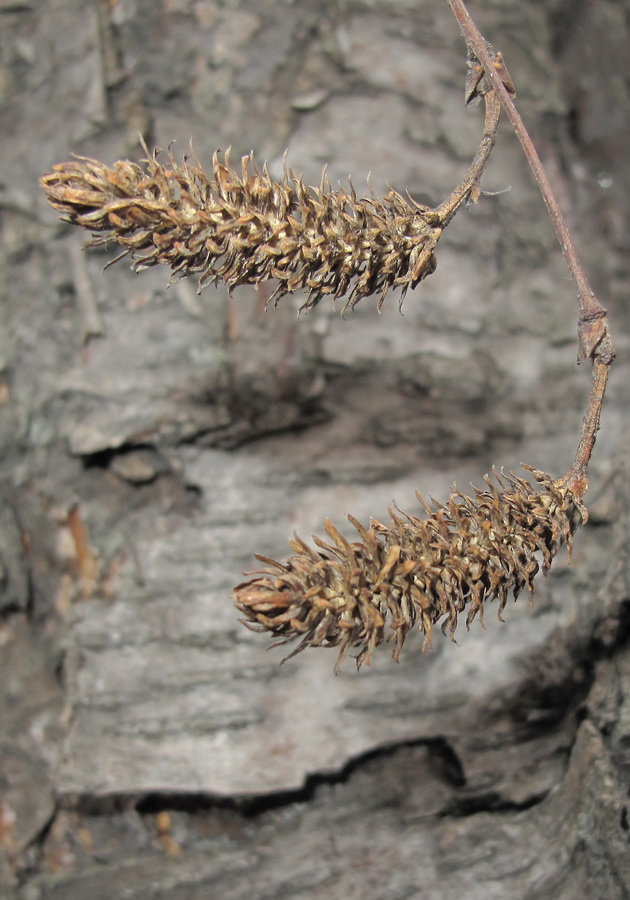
233,467,584,671
40,148,444,311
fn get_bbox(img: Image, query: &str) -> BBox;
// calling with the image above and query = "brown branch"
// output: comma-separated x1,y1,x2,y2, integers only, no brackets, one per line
557,359,609,504
436,88,501,223
446,0,615,500
446,0,605,330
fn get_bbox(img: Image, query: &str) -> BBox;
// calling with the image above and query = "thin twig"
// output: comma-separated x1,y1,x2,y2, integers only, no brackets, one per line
437,89,501,223
446,0,615,498
557,359,609,503
446,2,604,328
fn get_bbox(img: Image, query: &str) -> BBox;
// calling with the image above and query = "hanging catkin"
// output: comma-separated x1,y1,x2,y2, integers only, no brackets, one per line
234,468,584,670
41,148,444,312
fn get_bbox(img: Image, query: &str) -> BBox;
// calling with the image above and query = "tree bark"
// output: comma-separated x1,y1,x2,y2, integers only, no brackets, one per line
1,1,629,896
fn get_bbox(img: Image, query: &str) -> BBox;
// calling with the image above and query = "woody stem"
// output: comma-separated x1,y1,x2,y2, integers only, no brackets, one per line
446,0,615,498
436,88,501,224
557,359,609,502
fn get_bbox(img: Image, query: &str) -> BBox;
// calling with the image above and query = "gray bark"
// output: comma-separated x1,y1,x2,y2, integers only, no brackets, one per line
1,0,630,897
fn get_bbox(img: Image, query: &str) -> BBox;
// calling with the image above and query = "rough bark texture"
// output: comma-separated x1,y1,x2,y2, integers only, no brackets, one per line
1,1,630,897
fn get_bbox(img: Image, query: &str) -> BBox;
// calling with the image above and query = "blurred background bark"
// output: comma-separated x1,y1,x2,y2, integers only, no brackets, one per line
1,1,629,896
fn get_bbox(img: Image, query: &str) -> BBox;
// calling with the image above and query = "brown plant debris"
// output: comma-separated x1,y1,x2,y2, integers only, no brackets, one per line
40,147,445,311
233,467,585,671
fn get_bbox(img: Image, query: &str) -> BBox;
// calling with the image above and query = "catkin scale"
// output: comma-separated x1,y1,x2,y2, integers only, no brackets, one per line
41,148,444,311
233,468,583,671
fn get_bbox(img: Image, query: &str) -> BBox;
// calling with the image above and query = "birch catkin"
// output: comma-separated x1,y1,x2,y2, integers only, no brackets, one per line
41,148,444,311
233,468,583,670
